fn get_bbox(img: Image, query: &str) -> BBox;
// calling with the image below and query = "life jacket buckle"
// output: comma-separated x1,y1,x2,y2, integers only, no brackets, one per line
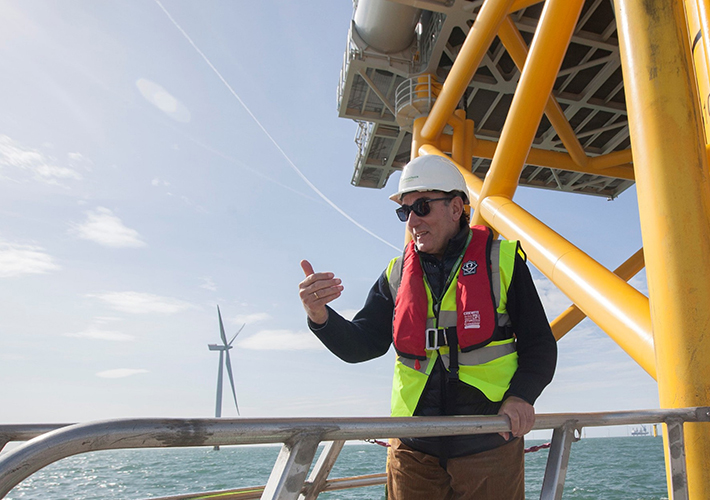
425,327,447,350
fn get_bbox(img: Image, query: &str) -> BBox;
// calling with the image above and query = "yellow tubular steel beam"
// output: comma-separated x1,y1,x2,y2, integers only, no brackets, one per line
550,248,645,340
469,138,635,179
411,116,428,160
464,119,476,170
479,195,656,378
589,149,633,171
498,17,589,168
471,0,585,226
420,0,515,142
615,1,710,497
510,0,544,12
448,110,467,166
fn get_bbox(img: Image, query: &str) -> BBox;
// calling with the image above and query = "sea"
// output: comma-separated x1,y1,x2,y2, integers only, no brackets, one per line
5,436,668,499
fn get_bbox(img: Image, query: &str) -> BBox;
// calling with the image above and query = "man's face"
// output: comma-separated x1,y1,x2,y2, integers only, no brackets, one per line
401,191,462,258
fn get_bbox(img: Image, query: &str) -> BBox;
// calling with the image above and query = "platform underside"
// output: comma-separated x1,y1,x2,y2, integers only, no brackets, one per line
338,0,634,198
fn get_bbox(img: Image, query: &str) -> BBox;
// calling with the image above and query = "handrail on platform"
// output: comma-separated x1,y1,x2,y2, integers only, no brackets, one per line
1,407,708,500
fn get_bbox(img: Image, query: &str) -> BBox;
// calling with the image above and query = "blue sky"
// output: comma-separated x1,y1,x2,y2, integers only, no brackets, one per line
0,0,657,437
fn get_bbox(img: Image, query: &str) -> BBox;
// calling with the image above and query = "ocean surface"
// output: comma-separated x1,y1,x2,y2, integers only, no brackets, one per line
5,436,668,499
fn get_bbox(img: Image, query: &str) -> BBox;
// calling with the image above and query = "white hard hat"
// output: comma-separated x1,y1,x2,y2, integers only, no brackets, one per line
389,155,469,204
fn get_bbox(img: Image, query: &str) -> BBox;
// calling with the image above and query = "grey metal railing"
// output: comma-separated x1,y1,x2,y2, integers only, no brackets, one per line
1,407,708,500
394,74,438,119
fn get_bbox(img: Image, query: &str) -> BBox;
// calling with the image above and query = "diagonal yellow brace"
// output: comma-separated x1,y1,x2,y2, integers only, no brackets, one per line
471,0,585,226
550,248,645,340
511,0,544,12
420,0,516,142
480,195,656,378
498,17,589,168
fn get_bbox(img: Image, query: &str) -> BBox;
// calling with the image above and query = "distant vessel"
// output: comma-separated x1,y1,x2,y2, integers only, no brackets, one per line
631,425,650,437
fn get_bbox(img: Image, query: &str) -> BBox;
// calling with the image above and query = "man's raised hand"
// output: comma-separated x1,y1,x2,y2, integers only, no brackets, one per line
299,259,343,325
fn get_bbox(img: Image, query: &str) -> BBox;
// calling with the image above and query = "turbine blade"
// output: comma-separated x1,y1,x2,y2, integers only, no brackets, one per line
229,323,246,346
217,305,228,346
224,349,240,415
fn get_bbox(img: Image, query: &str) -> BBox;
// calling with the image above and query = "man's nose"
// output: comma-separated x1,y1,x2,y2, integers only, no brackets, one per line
407,210,421,226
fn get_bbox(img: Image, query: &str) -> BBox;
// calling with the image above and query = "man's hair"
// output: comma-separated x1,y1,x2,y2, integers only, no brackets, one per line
442,190,470,228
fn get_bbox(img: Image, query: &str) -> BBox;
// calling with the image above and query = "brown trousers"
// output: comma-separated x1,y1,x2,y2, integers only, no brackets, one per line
386,438,525,500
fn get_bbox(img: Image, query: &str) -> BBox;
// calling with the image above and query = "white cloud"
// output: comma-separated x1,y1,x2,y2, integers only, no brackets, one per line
67,152,93,171
136,79,191,123
64,326,135,342
151,177,170,187
338,309,359,321
70,207,146,248
238,329,325,351
232,312,270,324
0,135,83,184
200,277,217,291
89,291,193,314
532,275,572,320
0,241,61,277
96,369,148,379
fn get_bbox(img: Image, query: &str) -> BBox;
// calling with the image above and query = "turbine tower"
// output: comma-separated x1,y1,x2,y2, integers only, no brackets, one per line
208,306,243,421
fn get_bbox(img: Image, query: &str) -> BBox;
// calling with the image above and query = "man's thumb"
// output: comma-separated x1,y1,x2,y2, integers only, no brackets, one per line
300,259,315,277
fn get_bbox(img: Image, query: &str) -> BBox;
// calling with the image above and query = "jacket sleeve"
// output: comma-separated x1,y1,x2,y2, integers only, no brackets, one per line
307,270,394,363
503,253,558,405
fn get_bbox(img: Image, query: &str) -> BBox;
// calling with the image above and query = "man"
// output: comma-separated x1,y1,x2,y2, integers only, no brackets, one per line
299,154,556,499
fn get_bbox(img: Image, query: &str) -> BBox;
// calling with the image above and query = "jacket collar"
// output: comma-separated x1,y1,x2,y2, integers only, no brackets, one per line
417,225,471,263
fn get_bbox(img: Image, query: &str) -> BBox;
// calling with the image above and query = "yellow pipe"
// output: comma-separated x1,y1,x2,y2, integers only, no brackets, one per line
410,116,428,160
420,0,516,141
510,0,544,12
498,17,590,168
471,0,585,226
589,149,633,171
479,195,656,378
435,120,476,170
469,138,635,179
438,133,453,153
464,118,476,170
550,248,645,340
615,0,710,497
448,110,467,166
549,304,587,342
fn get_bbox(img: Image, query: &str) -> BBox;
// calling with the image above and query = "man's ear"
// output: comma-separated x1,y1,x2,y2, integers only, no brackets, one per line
450,196,464,221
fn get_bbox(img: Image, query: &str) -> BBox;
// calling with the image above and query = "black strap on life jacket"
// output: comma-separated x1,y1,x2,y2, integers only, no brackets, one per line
438,329,460,470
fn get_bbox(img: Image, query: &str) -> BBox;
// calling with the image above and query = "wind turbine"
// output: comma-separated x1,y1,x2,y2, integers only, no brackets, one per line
208,306,244,421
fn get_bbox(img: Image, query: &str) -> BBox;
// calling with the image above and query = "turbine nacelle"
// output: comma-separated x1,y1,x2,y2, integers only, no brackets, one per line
207,344,231,351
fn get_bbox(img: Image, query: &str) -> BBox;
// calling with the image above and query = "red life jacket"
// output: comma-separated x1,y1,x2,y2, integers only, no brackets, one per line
392,226,497,359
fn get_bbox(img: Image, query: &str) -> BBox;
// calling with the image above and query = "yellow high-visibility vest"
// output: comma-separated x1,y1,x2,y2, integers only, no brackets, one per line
386,234,523,417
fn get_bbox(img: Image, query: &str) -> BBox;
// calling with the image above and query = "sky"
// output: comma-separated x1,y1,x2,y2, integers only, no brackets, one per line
0,0,658,439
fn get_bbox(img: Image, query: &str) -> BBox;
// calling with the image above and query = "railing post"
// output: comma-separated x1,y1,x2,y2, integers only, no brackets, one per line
539,420,577,500
261,433,322,500
665,418,689,500
299,440,345,500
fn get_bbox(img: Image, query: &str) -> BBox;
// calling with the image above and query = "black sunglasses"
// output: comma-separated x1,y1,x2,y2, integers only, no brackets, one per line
395,197,452,222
